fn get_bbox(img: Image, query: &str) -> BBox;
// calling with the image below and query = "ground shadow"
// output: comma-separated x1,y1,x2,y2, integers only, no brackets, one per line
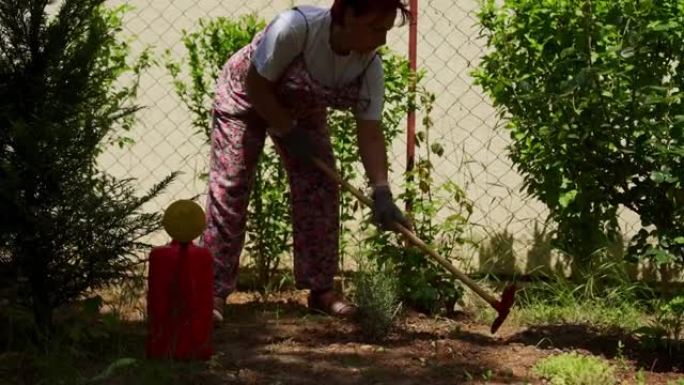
505,323,683,373
208,300,534,385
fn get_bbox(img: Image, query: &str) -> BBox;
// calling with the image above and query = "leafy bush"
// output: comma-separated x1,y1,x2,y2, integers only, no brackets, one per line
637,294,684,355
363,87,474,315
474,0,684,265
167,15,265,138
0,1,175,335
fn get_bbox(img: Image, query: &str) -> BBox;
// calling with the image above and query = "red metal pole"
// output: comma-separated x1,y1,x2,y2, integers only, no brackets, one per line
406,0,418,212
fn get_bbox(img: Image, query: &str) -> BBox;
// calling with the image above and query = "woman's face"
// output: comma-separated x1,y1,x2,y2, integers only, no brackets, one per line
342,8,397,54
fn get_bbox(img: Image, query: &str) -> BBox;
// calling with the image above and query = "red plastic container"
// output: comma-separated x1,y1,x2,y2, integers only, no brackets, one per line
146,240,213,360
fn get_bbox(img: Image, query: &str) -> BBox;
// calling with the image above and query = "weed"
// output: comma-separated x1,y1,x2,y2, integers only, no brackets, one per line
532,352,617,385
514,258,650,331
636,294,684,356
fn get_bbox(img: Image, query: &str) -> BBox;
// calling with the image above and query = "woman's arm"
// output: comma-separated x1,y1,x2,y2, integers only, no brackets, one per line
356,118,389,186
245,64,294,137
357,118,411,230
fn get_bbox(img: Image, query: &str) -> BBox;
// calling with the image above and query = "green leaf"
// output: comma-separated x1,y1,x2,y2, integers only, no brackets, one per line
430,143,445,157
559,190,577,208
91,358,138,381
647,20,678,32
560,47,576,59
620,47,635,58
650,171,676,184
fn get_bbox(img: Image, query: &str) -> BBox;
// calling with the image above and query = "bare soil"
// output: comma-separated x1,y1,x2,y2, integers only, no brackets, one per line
190,291,684,385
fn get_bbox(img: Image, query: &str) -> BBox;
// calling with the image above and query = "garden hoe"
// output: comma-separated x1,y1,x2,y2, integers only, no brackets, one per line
309,156,517,334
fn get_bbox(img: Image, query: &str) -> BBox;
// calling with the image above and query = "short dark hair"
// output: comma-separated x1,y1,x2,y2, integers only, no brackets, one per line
331,0,411,26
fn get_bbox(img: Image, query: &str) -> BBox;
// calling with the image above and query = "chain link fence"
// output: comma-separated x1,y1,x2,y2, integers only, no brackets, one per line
102,0,639,272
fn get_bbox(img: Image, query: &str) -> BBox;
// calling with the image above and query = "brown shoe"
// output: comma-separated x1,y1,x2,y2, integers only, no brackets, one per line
308,289,357,318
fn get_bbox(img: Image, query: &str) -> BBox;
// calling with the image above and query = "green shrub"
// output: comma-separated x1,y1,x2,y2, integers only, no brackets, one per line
0,1,175,336
362,88,474,315
167,15,266,138
352,258,401,341
474,0,684,265
637,294,684,355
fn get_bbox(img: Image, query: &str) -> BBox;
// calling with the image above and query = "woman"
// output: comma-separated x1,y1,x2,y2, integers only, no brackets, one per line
204,0,412,322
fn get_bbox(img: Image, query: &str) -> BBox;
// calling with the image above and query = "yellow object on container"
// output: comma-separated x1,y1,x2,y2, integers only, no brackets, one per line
162,200,206,242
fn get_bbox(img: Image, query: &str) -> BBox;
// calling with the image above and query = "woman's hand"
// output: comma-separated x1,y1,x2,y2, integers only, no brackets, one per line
371,185,412,231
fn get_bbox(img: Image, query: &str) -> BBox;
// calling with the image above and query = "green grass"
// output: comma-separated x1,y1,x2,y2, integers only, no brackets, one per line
515,296,645,330
470,280,647,331
473,260,654,332
532,352,617,385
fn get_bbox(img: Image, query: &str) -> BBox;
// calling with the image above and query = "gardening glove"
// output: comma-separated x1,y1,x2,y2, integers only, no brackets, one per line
371,185,412,232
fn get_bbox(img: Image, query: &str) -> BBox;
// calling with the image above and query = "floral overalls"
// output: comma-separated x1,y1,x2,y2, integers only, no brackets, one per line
204,8,374,299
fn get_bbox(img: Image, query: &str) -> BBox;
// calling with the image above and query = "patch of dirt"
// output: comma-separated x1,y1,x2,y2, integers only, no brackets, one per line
196,291,683,385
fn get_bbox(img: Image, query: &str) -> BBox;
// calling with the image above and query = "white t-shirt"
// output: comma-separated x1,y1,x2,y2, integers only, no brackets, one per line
251,6,384,121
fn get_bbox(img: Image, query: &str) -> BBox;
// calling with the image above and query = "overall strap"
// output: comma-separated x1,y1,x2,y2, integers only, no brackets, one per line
292,7,310,52
360,53,380,78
